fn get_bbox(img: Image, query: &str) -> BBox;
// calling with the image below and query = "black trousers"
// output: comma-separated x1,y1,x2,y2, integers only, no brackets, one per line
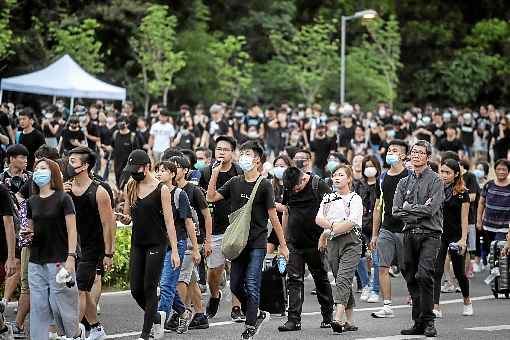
402,232,440,324
433,238,469,304
130,244,166,336
287,245,334,323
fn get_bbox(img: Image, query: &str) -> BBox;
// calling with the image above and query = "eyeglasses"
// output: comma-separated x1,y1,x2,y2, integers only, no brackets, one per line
410,150,428,156
215,147,232,152
294,158,309,161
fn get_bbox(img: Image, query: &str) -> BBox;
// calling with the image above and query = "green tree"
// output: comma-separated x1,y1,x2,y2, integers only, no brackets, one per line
50,18,104,74
131,4,186,113
0,0,16,63
208,35,254,108
270,18,339,105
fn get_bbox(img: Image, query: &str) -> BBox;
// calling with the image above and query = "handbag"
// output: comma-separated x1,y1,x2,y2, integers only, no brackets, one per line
221,176,264,260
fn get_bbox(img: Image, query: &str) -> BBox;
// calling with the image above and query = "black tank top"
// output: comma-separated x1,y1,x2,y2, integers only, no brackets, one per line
69,181,104,261
132,182,167,246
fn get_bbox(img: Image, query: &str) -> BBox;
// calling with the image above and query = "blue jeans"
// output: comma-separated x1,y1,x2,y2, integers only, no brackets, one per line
230,248,266,327
371,250,380,293
158,239,187,316
357,257,370,288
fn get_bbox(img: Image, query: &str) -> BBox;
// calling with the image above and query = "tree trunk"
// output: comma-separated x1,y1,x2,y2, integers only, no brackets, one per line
163,86,169,108
142,65,150,118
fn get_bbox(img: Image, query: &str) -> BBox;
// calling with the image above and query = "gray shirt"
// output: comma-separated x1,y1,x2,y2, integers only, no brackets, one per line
392,166,444,233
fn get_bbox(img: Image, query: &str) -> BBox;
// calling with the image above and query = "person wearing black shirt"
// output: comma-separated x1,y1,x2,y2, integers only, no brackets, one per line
18,110,45,171
437,124,465,159
200,104,233,150
199,135,243,320
122,101,138,133
112,117,141,189
117,150,180,340
493,116,510,161
310,124,337,178
27,158,82,339
337,115,355,155
433,159,472,317
265,109,289,158
371,140,409,318
278,167,334,332
0,183,15,336
60,117,86,155
208,141,288,340
65,147,114,339
427,112,446,145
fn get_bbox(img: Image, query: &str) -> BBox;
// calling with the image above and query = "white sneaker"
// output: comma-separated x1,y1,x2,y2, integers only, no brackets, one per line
441,283,455,293
367,292,380,303
371,305,394,318
360,287,370,302
433,309,442,318
96,304,101,315
49,332,59,340
472,261,481,273
79,323,86,339
462,303,474,316
153,311,166,339
88,324,106,340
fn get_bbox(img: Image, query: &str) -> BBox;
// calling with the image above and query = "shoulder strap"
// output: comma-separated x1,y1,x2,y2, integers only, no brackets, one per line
379,170,387,190
173,187,183,211
130,132,136,145
112,130,118,142
247,176,264,204
311,175,321,201
88,180,100,209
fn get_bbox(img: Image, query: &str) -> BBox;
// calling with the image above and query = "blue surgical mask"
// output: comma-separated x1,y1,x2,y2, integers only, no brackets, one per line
194,160,207,170
33,169,51,187
327,160,339,173
239,155,254,172
387,130,396,138
386,154,400,166
473,169,484,179
273,166,286,180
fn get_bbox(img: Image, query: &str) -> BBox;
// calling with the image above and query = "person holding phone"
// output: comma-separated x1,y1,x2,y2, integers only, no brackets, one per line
433,158,473,317
118,150,180,340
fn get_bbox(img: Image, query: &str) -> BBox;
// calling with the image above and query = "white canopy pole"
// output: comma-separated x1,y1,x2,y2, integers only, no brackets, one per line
70,97,74,115
52,96,56,104
0,90,3,104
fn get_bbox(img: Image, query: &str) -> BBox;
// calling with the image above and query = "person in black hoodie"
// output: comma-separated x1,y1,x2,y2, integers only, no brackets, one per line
278,166,334,332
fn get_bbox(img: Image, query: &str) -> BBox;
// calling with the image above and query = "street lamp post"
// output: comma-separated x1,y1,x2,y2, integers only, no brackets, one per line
340,9,377,105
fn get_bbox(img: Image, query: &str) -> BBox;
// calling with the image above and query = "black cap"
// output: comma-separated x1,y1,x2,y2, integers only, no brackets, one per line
126,150,151,172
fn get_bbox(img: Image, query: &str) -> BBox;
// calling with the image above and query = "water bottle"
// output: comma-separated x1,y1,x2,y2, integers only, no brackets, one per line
56,262,75,288
278,255,287,274
480,236,486,266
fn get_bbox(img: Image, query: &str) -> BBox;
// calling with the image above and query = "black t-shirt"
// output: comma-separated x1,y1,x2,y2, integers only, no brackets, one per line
310,137,337,171
463,172,480,225
19,129,45,171
175,131,195,150
437,138,464,153
69,182,104,261
182,182,208,244
218,176,275,249
337,126,355,147
427,123,445,143
283,176,331,249
170,187,192,241
0,184,14,262
28,191,76,264
381,169,410,233
356,180,381,236
0,170,30,194
243,115,263,130
494,134,510,161
112,131,140,165
443,189,470,241
86,121,100,151
43,120,60,138
61,128,86,154
131,183,166,247
100,125,116,146
199,164,240,235
460,123,475,147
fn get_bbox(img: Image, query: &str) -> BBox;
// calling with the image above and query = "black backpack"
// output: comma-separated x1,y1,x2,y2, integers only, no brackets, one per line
88,174,115,208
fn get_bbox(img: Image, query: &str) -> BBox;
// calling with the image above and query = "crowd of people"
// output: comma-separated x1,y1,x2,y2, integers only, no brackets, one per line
0,99,509,340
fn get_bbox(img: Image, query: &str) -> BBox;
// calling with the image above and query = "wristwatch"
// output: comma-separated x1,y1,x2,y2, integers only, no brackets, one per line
105,253,114,258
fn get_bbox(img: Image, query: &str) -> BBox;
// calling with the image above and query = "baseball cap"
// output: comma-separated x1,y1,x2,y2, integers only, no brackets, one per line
125,150,151,172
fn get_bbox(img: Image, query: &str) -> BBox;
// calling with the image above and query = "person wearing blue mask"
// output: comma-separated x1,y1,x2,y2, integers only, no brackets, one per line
370,140,411,319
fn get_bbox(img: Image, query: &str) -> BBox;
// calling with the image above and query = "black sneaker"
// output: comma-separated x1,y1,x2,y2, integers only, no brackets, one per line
240,326,256,340
176,309,192,334
206,291,222,318
189,313,209,330
231,306,246,323
320,320,332,328
11,323,27,339
424,321,437,337
401,322,425,335
278,320,301,332
254,311,269,335
164,312,179,332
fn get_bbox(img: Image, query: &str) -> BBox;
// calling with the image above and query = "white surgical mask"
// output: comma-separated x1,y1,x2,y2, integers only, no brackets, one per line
273,166,286,180
364,167,378,178
239,155,254,172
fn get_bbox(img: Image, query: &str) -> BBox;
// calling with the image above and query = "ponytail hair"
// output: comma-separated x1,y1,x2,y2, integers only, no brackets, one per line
442,158,465,195
126,178,139,208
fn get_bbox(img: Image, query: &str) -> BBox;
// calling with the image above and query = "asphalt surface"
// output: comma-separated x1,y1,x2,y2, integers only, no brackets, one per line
4,270,510,339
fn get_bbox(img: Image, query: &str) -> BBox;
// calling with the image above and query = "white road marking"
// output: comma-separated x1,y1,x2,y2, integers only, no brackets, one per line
465,324,510,331
104,295,494,339
355,335,426,340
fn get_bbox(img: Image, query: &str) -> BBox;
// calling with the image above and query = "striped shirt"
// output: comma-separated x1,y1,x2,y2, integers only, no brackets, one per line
481,180,510,233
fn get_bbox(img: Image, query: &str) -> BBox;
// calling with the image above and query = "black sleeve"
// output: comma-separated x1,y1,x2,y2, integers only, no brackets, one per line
0,185,13,216
19,178,32,200
318,179,332,198
193,186,208,211
217,176,235,201
0,113,10,128
61,192,76,216
261,179,276,210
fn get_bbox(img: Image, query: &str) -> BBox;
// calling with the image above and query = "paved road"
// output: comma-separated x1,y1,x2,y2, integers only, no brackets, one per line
4,271,510,339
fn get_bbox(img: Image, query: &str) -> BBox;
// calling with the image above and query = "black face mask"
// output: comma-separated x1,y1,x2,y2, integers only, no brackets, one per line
118,122,127,130
295,160,305,169
131,171,145,182
67,163,85,178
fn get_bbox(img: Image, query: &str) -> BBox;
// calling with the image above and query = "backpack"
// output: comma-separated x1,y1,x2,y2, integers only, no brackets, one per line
173,187,200,239
88,174,115,209
113,130,136,147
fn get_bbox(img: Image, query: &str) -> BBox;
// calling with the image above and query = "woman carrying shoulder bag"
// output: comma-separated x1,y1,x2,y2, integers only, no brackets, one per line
316,164,363,333
117,150,180,340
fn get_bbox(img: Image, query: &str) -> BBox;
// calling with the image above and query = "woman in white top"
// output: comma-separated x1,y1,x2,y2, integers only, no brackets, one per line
316,164,363,333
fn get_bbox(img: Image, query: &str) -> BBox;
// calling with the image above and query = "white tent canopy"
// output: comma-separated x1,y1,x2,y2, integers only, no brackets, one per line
0,54,126,102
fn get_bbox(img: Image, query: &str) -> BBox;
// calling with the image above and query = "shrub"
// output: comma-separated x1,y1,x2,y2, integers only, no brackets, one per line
103,227,132,289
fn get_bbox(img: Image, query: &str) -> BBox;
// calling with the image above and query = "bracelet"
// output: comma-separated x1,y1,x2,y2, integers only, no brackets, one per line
67,253,77,259
330,221,335,230
105,253,114,258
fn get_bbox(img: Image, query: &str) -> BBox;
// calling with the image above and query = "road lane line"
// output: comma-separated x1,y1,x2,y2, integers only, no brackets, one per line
104,295,494,339
465,324,510,331
355,336,426,340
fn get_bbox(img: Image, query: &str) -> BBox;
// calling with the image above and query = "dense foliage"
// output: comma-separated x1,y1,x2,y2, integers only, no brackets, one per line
1,0,509,110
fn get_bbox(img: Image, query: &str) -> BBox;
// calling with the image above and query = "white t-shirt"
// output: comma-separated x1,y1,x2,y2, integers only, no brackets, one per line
150,122,175,153
316,192,363,227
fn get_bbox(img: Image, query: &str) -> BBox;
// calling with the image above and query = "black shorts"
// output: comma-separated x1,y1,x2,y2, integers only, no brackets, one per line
77,259,101,292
